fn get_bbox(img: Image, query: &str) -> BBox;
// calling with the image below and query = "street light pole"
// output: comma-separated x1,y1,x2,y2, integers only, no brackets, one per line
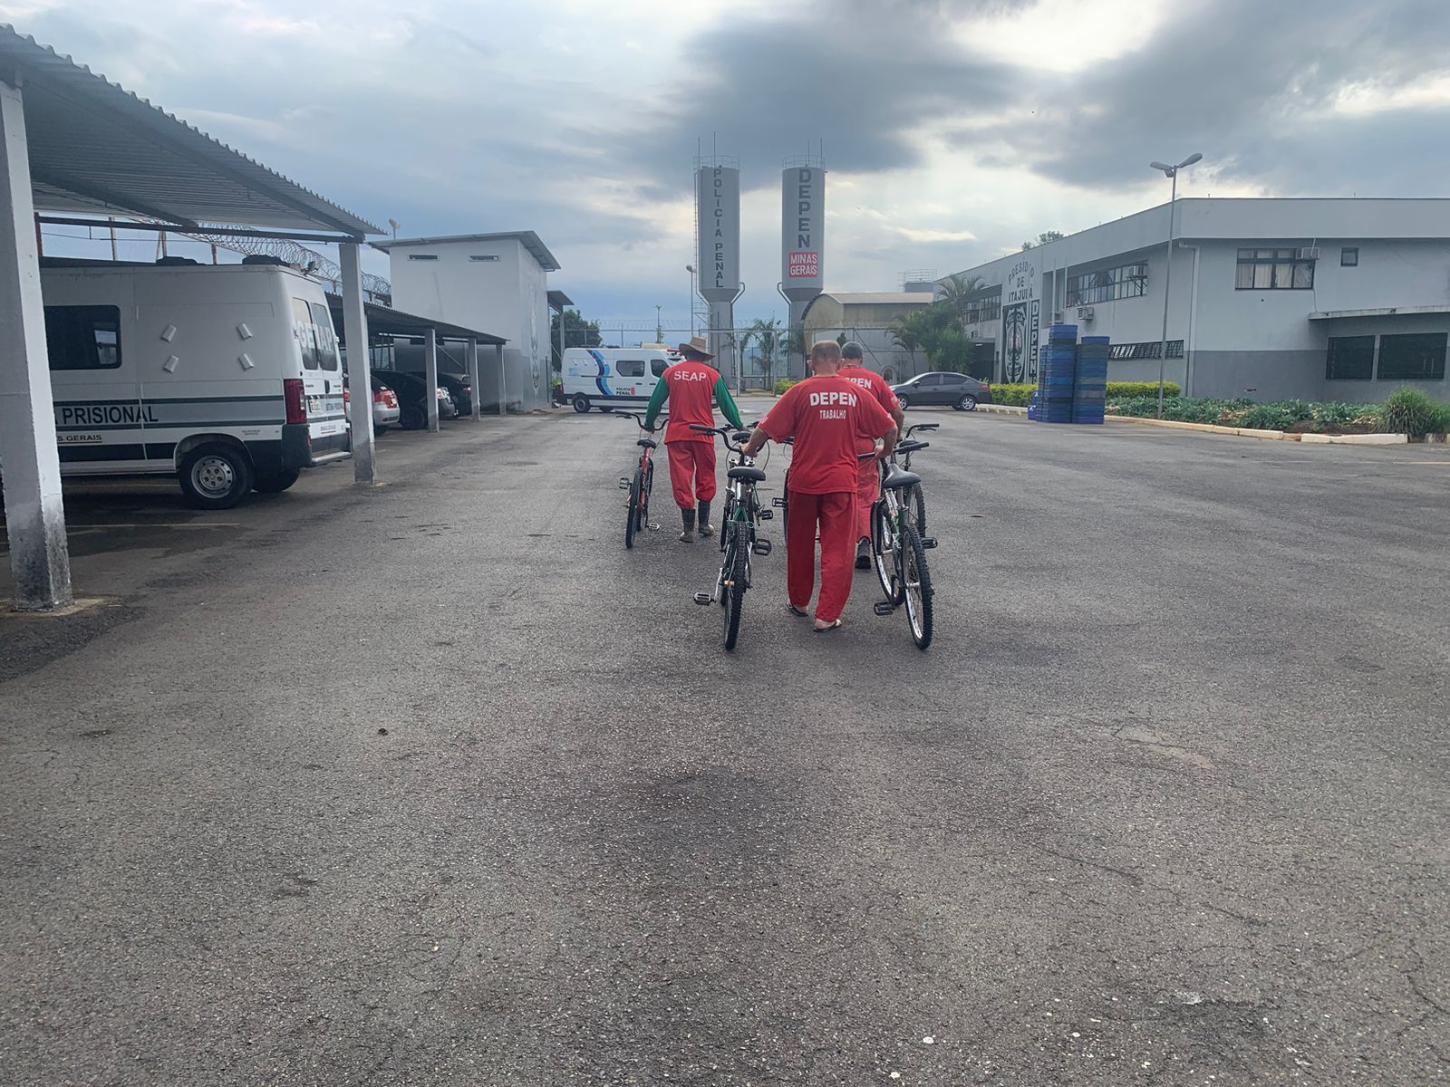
685,264,696,337
1150,153,1202,418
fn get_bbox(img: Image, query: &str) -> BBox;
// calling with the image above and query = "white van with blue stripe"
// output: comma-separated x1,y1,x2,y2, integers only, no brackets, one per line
39,258,349,508
561,346,679,413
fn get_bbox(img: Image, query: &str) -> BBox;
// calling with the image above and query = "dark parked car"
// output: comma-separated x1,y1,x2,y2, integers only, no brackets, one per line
371,368,455,429
436,372,474,417
891,372,993,411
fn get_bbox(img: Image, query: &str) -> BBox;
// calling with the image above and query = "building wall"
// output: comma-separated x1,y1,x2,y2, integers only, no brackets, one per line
803,298,932,380
943,205,1450,401
387,238,552,411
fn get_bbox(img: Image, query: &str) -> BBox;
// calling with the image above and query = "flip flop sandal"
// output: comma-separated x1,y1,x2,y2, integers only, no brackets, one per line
814,619,844,633
787,604,810,618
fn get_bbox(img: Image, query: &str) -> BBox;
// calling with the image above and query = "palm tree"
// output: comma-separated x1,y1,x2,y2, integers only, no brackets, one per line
889,313,923,378
742,317,781,386
936,272,986,327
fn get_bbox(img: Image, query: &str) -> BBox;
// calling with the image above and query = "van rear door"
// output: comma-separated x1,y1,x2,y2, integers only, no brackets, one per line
291,297,347,458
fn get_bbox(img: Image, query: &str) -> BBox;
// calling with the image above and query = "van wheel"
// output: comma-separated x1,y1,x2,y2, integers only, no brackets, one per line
572,394,591,413
180,444,253,509
254,468,301,494
953,394,978,411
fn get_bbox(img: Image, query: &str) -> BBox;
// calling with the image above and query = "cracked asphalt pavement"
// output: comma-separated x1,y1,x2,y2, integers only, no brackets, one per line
2,410,1448,1085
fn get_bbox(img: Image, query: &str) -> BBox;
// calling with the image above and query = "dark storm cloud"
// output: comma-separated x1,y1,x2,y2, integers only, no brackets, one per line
977,0,1450,193
646,0,1029,183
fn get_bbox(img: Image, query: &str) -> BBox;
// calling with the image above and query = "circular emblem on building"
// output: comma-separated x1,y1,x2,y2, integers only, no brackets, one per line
1003,306,1028,383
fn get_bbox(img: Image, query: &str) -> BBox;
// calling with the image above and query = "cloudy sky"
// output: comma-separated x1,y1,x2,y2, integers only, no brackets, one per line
15,0,1450,330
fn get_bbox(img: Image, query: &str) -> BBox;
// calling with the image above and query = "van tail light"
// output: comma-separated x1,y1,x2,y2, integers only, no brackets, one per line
284,378,308,425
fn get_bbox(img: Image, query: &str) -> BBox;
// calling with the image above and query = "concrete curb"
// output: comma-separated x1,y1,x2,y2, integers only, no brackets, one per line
1299,432,1409,445
977,404,1028,416
1105,416,1297,441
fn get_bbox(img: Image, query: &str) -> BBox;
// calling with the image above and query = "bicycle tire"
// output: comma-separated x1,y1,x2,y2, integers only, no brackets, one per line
624,469,641,549
638,459,652,532
723,520,748,651
908,483,928,537
899,523,934,650
871,500,901,604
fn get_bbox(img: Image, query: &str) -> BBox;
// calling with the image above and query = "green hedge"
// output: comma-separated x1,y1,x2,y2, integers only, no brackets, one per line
1105,391,1450,435
993,381,1180,407
774,379,798,395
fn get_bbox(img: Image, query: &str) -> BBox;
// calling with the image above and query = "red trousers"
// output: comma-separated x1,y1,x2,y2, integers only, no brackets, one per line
855,459,880,543
666,440,717,509
786,490,856,623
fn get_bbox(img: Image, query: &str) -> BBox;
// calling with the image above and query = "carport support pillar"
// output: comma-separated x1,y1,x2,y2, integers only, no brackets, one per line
495,344,506,416
423,328,440,432
466,337,481,421
0,77,72,611
340,242,375,483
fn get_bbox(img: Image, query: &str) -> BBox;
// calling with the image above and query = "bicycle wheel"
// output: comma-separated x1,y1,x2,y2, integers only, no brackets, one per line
899,523,934,650
718,493,735,552
871,500,901,603
624,469,642,549
907,483,928,536
638,459,653,532
722,520,748,650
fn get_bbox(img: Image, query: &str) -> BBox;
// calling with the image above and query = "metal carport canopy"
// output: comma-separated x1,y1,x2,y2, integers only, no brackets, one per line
0,25,383,612
325,295,506,346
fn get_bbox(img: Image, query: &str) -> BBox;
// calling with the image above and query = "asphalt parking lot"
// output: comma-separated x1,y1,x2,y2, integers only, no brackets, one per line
2,411,1448,1085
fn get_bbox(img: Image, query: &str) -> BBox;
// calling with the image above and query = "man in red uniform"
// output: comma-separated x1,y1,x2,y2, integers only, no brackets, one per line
839,341,905,569
643,337,744,542
742,340,897,631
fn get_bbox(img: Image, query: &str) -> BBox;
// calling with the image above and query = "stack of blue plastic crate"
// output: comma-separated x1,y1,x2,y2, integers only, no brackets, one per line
1037,324,1078,423
1073,335,1109,424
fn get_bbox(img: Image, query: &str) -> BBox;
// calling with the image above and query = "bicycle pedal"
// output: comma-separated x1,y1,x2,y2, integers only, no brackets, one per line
873,601,896,616
771,497,787,507
617,477,631,490
693,592,713,605
757,508,773,520
751,539,772,556
922,537,938,549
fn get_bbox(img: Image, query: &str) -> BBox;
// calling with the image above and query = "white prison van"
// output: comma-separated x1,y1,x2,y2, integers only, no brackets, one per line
38,259,349,508
561,346,679,413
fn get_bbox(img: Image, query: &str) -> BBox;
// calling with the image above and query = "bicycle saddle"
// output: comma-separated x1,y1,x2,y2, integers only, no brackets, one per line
882,466,921,489
728,465,767,482
636,437,658,449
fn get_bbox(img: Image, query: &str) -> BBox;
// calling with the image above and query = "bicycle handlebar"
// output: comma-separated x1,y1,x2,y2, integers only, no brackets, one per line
690,423,756,455
617,411,665,432
906,423,939,437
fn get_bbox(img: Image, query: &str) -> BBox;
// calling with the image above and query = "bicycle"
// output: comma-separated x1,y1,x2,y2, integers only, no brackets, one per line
615,412,662,549
690,424,774,651
897,423,938,535
869,438,938,650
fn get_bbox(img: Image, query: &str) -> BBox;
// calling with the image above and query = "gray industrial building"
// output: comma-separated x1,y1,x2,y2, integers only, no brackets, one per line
942,198,1450,402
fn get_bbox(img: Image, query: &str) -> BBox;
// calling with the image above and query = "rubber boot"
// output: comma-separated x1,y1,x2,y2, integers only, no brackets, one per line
679,508,696,543
697,500,713,538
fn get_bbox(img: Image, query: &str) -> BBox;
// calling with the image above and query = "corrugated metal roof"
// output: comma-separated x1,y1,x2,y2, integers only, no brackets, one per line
1,26,379,235
375,232,561,271
324,294,506,345
820,292,936,305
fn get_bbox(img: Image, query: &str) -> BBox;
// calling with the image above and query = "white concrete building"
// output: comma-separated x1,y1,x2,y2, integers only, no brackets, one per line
802,291,935,381
378,232,560,411
943,198,1450,402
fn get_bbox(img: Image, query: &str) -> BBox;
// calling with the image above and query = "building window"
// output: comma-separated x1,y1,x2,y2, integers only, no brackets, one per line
45,305,123,370
615,359,645,378
1066,262,1148,307
1325,335,1374,380
1235,248,1315,290
407,254,439,261
965,296,1002,325
1340,247,1359,267
1377,332,1447,381
1107,340,1184,360
469,255,499,263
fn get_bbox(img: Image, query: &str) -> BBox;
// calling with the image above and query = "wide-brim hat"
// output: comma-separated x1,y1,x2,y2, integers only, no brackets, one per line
677,335,715,359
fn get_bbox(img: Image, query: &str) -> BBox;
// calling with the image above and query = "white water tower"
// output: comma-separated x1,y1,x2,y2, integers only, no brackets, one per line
780,158,825,378
694,158,741,382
